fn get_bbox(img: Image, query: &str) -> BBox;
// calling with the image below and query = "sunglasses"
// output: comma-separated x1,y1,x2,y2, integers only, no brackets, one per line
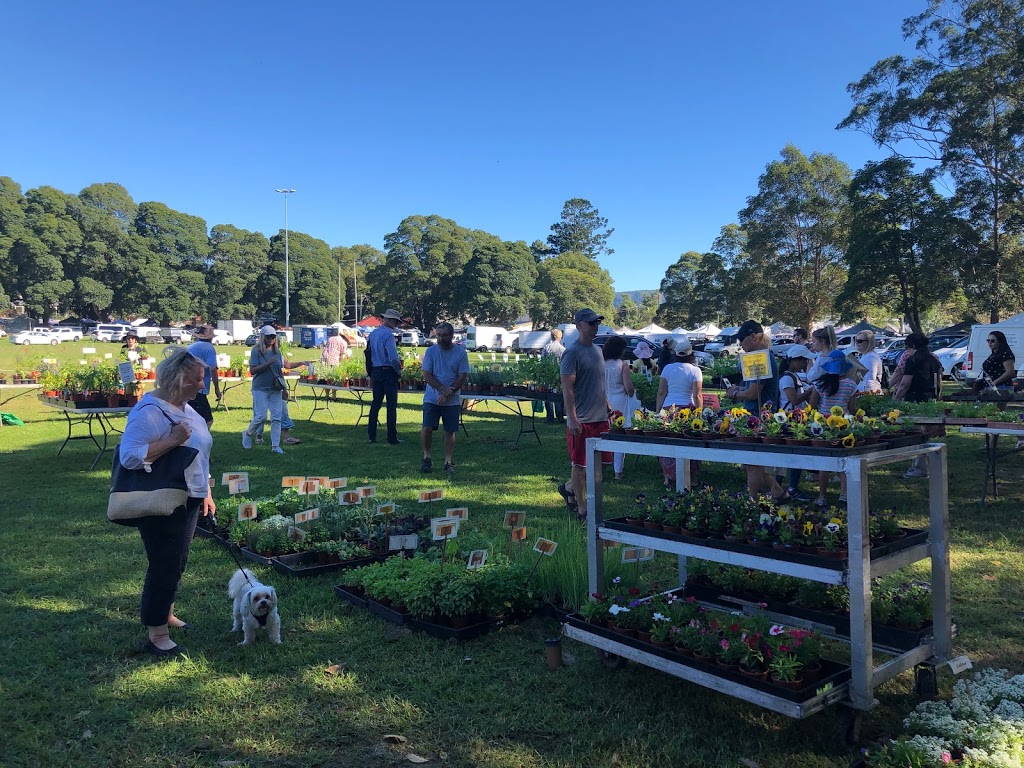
855,338,869,344
987,338,997,343
583,319,600,326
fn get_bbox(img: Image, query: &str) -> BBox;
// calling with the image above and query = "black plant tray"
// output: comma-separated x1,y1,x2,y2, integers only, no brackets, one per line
564,615,850,703
600,431,929,456
272,551,378,578
408,615,499,641
239,548,277,567
603,517,707,546
334,584,368,609
365,597,410,625
680,585,934,652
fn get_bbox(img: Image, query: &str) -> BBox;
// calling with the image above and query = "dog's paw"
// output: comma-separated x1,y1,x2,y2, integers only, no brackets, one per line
238,640,251,647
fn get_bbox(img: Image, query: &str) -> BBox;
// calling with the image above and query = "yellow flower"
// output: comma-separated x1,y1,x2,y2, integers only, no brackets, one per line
690,418,705,430
841,434,856,448
830,406,844,417
830,517,844,527
855,409,866,418
803,521,814,536
826,415,843,429
888,409,901,421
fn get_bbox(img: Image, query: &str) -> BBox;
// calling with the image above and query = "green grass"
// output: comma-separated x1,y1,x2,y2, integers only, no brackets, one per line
1,386,1022,768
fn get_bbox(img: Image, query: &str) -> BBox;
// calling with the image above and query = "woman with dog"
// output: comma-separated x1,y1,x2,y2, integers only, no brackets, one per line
119,347,216,658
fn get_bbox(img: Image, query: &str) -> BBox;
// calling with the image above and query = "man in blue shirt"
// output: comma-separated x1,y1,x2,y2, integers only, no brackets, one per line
367,308,404,444
420,322,470,473
186,324,221,427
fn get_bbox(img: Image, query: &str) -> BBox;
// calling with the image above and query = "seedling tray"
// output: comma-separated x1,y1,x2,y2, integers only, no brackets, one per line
408,615,499,641
239,548,277,567
333,584,368,609
604,517,706,546
273,551,378,578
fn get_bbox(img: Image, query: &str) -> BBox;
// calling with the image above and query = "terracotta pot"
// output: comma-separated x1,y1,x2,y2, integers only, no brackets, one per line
735,435,759,443
763,437,787,445
643,521,661,531
740,667,769,682
623,517,642,527
693,651,715,664
716,660,740,672
636,630,653,643
650,639,673,650
803,662,822,684
611,623,636,638
106,395,120,408
147,371,156,380
769,674,804,691
678,528,698,538
674,644,693,657
662,524,682,534
786,438,813,447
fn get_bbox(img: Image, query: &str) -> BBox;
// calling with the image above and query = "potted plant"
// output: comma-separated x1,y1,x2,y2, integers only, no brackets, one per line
768,652,804,690
436,570,478,627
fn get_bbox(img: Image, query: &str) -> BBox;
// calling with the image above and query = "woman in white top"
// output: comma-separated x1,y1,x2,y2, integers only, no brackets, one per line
119,347,216,658
655,340,703,487
806,325,837,384
603,336,636,480
853,330,883,393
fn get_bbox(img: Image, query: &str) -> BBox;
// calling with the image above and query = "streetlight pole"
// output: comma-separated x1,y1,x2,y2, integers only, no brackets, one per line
275,188,296,328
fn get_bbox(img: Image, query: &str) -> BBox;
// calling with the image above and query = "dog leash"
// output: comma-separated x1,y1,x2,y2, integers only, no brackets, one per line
209,514,257,589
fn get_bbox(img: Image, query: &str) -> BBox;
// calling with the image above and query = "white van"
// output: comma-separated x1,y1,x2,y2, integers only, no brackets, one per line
91,323,133,342
962,317,1024,384
704,327,742,358
465,326,514,352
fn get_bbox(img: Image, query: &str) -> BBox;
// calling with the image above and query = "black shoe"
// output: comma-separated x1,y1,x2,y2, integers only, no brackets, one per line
420,457,432,473
170,622,193,631
444,462,455,474
368,438,377,444
144,640,186,658
387,439,403,445
787,489,812,503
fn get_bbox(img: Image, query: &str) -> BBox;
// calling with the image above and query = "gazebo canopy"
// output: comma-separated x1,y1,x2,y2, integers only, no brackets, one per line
636,323,669,335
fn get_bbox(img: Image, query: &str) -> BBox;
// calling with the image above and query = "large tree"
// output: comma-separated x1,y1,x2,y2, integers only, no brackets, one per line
529,251,615,328
840,157,975,332
739,145,851,329
205,225,271,321
546,198,615,258
332,244,387,321
838,0,1024,321
657,250,702,327
456,233,538,326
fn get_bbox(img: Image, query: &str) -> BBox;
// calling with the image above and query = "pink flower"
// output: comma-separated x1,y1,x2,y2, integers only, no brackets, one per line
769,624,785,636
941,752,951,764
720,639,730,650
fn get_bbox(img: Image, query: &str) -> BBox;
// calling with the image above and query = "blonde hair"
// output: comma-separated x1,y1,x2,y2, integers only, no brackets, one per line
550,329,562,341
156,347,204,403
812,325,837,352
857,329,875,347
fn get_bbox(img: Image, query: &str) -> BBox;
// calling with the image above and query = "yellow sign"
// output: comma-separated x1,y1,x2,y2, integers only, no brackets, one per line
739,350,772,382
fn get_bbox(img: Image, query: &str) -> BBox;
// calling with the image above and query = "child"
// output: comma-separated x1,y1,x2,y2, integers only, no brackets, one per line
810,349,859,507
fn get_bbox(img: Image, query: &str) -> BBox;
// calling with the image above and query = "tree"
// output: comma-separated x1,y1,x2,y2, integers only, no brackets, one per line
840,158,975,332
838,0,1024,320
529,251,615,328
370,215,474,330
656,251,704,327
333,244,387,321
687,253,733,327
205,225,271,321
253,231,337,325
616,295,644,328
456,233,538,326
546,198,615,258
739,145,851,329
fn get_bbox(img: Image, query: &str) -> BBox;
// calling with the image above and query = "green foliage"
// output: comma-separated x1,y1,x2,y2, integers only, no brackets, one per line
529,251,615,328
546,197,614,258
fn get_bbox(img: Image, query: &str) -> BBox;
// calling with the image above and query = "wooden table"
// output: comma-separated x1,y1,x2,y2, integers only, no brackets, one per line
39,399,132,470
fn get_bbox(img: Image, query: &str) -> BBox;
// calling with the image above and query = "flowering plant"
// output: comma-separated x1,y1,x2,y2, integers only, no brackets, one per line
609,409,625,429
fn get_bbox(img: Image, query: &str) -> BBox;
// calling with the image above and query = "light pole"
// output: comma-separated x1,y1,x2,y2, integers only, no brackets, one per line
275,188,296,328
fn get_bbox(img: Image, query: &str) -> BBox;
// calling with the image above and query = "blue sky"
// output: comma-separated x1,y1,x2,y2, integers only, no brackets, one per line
2,1,920,291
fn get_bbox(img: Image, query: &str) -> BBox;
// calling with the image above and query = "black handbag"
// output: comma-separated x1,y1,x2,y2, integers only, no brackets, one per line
107,405,201,526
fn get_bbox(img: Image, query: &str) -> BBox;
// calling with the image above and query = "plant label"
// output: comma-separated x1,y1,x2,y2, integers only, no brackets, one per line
948,655,973,675
388,533,418,551
82,347,96,354
141,358,153,370
431,516,459,540
533,538,557,556
43,358,56,364
222,472,248,486
287,525,306,542
300,479,320,496
739,350,773,382
308,476,330,487
294,508,319,524
327,477,347,489
360,485,377,498
466,549,488,570
228,477,249,495
208,476,215,489
503,511,525,529
127,350,139,362
418,488,444,503
104,353,113,359
339,490,361,505
621,547,655,563
117,362,136,385
511,526,527,542
376,502,396,516
446,507,468,520
237,502,257,521
282,476,304,488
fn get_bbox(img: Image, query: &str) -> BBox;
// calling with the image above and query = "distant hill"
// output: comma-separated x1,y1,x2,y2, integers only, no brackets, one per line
614,290,659,308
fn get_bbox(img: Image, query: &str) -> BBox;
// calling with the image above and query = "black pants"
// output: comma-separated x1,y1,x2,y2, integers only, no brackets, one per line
368,367,399,443
136,497,202,626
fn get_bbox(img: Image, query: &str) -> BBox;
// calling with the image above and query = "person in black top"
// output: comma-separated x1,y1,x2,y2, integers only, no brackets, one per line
972,330,1016,392
895,332,942,403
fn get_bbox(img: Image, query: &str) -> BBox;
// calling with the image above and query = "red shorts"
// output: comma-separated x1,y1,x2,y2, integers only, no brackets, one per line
567,420,613,467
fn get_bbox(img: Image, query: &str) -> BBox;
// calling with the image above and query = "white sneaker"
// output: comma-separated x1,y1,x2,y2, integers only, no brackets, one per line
271,446,285,455
904,467,928,479
242,431,252,449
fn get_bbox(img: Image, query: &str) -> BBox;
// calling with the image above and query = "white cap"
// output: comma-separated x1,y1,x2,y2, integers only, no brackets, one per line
786,345,816,360
260,325,277,336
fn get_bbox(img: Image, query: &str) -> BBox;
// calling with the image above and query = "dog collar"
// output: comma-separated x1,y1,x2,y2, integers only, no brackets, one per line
251,611,269,627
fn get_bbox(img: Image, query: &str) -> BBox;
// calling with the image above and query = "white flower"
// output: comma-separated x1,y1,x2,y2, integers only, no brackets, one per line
825,522,840,534
612,576,622,584
773,411,788,425
810,421,824,436
769,625,785,636
702,407,715,420
759,513,773,525
608,604,629,616
653,612,670,622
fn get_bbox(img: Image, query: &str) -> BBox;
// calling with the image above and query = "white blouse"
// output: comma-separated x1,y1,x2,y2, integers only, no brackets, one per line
120,393,212,498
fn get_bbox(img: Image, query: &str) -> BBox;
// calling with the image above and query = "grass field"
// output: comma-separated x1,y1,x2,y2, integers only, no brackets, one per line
1,375,1022,768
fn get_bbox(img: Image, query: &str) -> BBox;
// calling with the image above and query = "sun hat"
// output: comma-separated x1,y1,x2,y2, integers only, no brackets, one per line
122,329,139,341
785,345,816,360
192,325,214,340
573,307,604,324
260,325,277,336
634,341,654,359
381,308,402,321
673,338,693,355
821,349,852,375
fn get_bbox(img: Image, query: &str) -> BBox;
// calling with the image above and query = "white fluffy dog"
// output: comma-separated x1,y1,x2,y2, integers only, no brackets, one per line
228,568,281,646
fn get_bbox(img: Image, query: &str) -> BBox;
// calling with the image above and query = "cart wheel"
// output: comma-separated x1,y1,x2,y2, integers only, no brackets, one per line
835,707,862,747
915,664,938,701
596,649,627,669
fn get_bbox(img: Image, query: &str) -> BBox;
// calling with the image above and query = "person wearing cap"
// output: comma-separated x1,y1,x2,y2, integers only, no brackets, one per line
778,344,817,501
557,308,612,520
809,349,860,503
542,329,566,423
725,320,789,501
186,324,222,427
655,338,703,487
419,321,469,474
367,309,404,445
120,329,147,363
242,326,313,454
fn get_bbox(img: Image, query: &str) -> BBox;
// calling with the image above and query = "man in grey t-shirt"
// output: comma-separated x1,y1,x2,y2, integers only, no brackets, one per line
557,308,611,521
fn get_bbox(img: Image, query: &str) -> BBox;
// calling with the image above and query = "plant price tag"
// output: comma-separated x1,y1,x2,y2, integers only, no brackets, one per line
466,549,488,570
360,485,377,498
327,477,347,489
389,533,418,551
282,476,304,488
228,477,249,495
948,655,973,675
237,502,257,521
307,475,330,487
222,472,248,486
300,479,320,496
431,516,459,540
418,488,444,502
511,526,527,541
338,490,361,505
503,511,525,529
117,362,136,385
376,502,395,516
739,350,773,382
533,538,557,556
82,347,96,354
295,508,319,524
287,525,306,542
621,547,655,563
103,352,112,359
446,507,468,520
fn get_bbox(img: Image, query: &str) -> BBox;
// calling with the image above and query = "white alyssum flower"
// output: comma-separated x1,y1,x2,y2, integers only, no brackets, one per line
652,612,670,622
608,604,629,616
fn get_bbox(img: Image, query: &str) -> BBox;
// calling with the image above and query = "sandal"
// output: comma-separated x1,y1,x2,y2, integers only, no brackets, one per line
557,482,578,514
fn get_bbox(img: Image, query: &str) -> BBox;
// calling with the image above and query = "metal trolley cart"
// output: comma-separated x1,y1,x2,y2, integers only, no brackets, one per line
564,435,954,741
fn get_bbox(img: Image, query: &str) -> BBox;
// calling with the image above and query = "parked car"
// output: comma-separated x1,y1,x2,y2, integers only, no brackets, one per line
245,333,259,346
594,334,714,368
160,328,193,344
12,329,60,345
704,328,742,358
211,329,235,345
399,329,422,347
89,323,134,342
935,337,970,380
0,327,6,339
48,326,83,342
